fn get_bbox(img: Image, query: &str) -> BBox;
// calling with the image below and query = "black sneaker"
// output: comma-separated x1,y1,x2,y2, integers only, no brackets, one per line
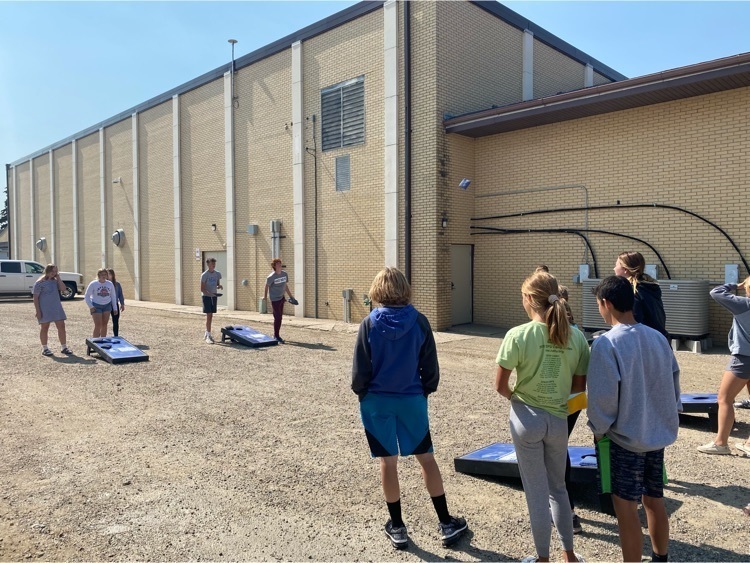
276,336,285,344
438,516,467,547
572,513,583,534
384,519,408,550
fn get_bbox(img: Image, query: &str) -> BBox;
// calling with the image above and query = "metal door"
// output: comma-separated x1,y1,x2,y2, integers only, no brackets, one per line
450,245,473,325
203,251,228,308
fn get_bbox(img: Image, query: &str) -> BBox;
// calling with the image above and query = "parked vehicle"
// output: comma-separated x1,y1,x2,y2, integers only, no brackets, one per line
0,260,83,300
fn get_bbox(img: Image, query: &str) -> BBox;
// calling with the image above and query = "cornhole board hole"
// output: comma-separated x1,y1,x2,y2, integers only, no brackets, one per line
220,325,278,348
455,443,597,483
85,337,149,364
679,393,718,431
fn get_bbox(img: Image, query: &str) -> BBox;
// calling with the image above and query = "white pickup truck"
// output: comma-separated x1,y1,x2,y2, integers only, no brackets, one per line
0,260,84,300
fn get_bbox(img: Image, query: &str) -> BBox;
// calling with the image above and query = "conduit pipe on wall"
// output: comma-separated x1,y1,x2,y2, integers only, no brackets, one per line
472,203,749,274
471,225,672,279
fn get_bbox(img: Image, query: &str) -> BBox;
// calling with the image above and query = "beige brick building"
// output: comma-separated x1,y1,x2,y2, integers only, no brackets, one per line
8,0,747,343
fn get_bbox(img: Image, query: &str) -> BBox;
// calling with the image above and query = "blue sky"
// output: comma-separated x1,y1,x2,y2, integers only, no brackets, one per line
2,1,750,209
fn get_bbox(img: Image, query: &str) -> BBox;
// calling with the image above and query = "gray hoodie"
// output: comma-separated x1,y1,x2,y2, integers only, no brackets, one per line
587,323,681,453
709,283,750,356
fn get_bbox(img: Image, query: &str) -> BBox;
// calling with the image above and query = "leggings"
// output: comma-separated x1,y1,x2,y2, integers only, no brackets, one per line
271,298,285,338
510,399,575,557
112,312,120,337
565,409,582,509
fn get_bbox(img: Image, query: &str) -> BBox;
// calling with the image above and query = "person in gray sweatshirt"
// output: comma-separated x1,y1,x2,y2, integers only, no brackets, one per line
698,278,750,456
587,275,681,563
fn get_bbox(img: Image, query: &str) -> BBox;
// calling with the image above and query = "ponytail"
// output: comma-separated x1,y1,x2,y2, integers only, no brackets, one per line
522,272,571,348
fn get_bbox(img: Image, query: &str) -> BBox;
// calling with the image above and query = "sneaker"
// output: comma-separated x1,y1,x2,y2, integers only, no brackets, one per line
697,442,731,455
276,336,285,344
205,334,215,344
384,519,408,550
521,557,539,563
735,443,750,456
42,348,53,356
61,347,73,355
734,398,750,409
572,513,583,535
573,553,587,562
438,516,467,547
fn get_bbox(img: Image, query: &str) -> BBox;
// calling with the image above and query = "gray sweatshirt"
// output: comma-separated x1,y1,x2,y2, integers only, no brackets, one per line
709,283,750,356
587,323,681,453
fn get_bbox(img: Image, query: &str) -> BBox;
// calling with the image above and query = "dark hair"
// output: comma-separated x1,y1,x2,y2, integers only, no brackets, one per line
534,264,550,273
107,268,117,284
593,275,634,313
206,258,217,264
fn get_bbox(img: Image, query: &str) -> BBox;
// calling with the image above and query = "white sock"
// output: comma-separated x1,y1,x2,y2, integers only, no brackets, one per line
42,345,50,351
205,331,210,337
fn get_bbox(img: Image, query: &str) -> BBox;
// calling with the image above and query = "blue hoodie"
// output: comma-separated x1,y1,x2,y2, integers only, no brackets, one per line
351,304,439,400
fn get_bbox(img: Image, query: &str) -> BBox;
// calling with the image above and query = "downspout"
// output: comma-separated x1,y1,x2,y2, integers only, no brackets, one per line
403,0,412,282
308,115,319,318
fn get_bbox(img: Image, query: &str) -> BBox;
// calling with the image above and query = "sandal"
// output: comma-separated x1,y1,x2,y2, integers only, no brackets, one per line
42,348,53,356
744,503,750,517
61,347,73,355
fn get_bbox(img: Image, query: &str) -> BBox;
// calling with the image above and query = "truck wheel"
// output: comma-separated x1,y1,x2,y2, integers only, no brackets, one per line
60,282,77,301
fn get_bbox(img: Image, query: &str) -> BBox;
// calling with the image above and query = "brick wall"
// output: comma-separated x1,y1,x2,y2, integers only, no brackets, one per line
33,153,51,264
180,79,225,306
472,87,750,342
139,101,174,303
16,162,30,260
76,132,101,279
533,40,586,98
233,49,293,312
54,144,74,272
105,118,134,297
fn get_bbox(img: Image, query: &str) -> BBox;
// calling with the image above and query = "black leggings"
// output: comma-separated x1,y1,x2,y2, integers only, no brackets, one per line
112,312,120,337
565,410,581,510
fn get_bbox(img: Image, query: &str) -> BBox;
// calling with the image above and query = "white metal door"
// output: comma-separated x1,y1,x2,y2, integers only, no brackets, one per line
203,251,228,308
450,245,473,325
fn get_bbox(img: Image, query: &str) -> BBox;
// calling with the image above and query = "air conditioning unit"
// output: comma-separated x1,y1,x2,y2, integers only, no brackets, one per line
582,279,710,339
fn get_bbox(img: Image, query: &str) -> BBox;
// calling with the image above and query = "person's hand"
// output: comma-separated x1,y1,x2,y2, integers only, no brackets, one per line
113,310,118,316
217,284,223,290
121,305,125,312
90,307,96,313
35,311,42,320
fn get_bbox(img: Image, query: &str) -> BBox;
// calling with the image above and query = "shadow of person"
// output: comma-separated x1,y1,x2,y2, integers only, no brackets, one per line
446,529,511,562
50,354,97,365
286,341,337,351
667,479,750,510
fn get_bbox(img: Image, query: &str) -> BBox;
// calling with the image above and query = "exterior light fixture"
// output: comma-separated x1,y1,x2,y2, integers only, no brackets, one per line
441,212,448,229
211,223,217,232
111,229,125,247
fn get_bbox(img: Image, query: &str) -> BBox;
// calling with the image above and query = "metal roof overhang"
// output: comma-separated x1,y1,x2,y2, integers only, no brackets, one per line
445,54,750,138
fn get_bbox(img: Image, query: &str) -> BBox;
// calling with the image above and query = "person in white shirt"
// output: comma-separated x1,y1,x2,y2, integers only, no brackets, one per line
84,268,119,338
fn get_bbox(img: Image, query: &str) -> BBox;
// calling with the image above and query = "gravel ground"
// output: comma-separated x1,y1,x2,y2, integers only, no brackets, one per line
0,297,748,561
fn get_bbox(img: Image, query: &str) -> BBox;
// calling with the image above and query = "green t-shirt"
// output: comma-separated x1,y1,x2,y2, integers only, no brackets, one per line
496,321,590,419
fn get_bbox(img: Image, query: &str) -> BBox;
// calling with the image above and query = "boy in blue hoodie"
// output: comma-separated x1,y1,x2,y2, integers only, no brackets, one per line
352,267,467,550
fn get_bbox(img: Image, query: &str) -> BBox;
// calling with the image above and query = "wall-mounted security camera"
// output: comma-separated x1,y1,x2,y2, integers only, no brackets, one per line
36,237,47,252
111,229,125,247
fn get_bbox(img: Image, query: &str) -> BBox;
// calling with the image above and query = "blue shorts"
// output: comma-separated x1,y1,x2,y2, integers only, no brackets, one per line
202,295,218,314
610,440,665,502
90,303,112,315
726,354,750,380
359,394,433,457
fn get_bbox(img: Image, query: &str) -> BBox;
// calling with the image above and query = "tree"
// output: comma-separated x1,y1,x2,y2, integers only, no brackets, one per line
0,186,7,232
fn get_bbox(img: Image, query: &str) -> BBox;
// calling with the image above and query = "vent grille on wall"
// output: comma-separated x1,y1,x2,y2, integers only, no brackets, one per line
582,279,710,339
335,155,351,191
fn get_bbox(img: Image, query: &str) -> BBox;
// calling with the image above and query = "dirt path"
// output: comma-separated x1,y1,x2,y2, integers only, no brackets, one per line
0,298,747,561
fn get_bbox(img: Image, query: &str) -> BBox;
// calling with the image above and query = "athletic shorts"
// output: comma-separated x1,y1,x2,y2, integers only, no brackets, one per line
359,393,433,457
598,436,665,502
90,303,112,315
726,354,750,380
202,295,218,314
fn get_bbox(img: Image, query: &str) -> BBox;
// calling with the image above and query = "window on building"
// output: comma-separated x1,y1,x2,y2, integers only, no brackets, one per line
321,76,365,152
335,155,351,192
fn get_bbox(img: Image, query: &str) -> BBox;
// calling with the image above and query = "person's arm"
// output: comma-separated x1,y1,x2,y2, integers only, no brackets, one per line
571,375,587,394
710,283,750,315
54,274,66,293
586,339,620,440
672,352,682,412
571,332,590,394
417,315,439,396
109,282,119,315
495,366,513,400
263,278,269,300
285,284,294,299
351,319,373,399
33,290,42,320
217,273,223,291
84,281,95,310
200,276,207,296
117,283,125,311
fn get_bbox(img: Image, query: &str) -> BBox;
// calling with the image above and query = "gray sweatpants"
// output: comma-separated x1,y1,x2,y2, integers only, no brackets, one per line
510,399,575,557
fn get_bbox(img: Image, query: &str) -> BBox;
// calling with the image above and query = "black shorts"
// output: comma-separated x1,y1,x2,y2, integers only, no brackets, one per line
202,295,218,314
610,440,665,501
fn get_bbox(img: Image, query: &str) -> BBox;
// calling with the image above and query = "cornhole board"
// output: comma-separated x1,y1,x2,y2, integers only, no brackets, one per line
454,443,597,483
220,325,278,348
679,393,718,431
85,337,149,364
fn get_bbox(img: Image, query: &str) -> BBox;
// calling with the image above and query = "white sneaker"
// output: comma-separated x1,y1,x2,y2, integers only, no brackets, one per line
734,398,750,409
205,334,215,344
697,442,731,455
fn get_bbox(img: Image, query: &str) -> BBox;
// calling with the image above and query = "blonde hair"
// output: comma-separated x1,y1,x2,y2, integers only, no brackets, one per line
522,272,570,347
369,267,411,307
39,264,57,282
617,251,656,290
97,268,108,277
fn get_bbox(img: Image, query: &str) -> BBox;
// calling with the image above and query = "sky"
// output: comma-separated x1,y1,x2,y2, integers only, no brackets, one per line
2,0,750,210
